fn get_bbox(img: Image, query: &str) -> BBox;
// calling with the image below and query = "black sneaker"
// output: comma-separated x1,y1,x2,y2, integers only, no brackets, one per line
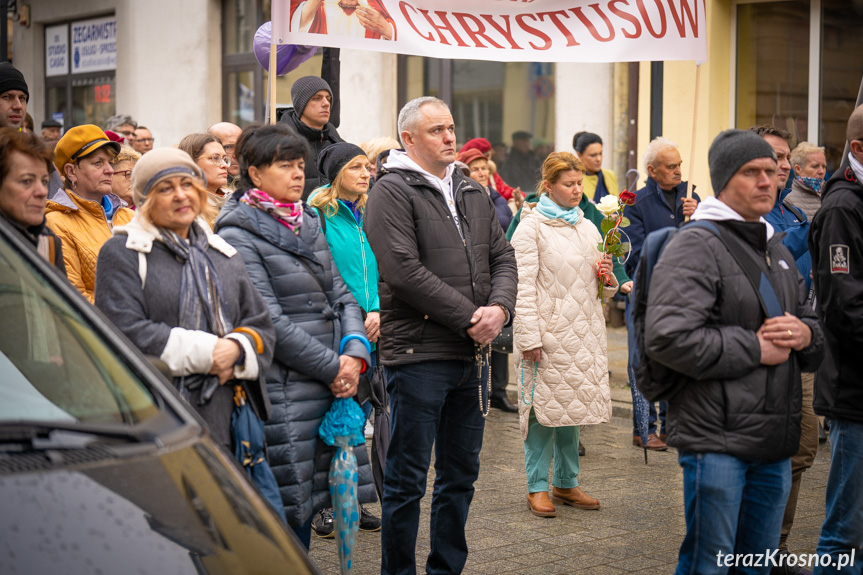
359,504,381,532
311,508,334,539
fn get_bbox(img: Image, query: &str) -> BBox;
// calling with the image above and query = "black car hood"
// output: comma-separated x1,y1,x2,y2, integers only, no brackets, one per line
0,438,317,575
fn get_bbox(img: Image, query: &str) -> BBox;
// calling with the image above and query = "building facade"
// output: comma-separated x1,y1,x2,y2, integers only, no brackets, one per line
9,0,862,196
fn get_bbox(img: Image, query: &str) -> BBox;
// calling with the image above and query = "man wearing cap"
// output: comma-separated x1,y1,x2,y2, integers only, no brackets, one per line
45,125,134,302
280,75,344,200
809,104,863,574
644,129,823,573
0,62,28,130
41,119,62,144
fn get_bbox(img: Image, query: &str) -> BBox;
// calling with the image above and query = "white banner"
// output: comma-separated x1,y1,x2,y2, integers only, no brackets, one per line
273,0,706,63
45,25,69,77
71,16,117,74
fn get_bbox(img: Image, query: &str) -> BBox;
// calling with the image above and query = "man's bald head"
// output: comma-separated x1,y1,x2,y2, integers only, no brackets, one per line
208,122,242,177
846,105,863,144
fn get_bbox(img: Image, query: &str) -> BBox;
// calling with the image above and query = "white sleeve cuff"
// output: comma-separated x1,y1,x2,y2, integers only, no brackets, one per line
160,328,218,377
225,333,260,381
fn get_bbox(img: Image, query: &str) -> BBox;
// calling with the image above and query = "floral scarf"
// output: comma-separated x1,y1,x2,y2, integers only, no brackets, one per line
240,188,303,233
795,175,825,195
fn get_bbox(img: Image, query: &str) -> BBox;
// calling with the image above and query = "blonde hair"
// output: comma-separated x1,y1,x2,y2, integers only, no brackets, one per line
137,176,214,225
308,155,370,217
790,141,825,170
112,145,141,166
360,136,400,164
537,152,585,195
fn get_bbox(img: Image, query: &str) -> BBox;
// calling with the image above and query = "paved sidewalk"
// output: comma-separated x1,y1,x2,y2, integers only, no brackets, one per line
310,411,831,574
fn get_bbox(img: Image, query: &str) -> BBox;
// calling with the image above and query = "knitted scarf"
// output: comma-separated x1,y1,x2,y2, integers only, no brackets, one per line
240,187,304,233
158,222,231,404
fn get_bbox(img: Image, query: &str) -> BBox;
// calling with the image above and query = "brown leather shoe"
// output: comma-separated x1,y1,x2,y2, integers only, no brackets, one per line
527,492,556,517
633,433,668,451
550,486,600,510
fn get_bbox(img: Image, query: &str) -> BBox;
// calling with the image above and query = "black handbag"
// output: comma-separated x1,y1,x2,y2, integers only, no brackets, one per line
491,325,513,354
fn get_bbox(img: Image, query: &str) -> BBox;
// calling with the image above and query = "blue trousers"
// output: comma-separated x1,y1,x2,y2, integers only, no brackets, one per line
625,294,667,436
813,418,863,575
675,451,791,575
380,360,486,575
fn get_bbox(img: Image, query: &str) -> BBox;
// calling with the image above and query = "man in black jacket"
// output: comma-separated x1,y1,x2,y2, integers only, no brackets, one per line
281,73,344,200
364,96,517,575
645,130,823,574
809,104,863,573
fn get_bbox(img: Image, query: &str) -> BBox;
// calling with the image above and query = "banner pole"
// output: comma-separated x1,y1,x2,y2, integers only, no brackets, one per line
268,42,278,125
685,62,702,222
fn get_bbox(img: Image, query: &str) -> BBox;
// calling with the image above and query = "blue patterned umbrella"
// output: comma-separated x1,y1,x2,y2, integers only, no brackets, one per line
319,398,366,574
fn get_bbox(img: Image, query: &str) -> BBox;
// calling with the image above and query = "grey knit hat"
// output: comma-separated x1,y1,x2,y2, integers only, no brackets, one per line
131,147,205,207
709,129,777,194
0,61,28,98
291,76,332,118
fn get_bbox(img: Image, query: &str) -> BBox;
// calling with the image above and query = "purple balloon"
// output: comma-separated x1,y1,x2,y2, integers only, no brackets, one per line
254,22,318,76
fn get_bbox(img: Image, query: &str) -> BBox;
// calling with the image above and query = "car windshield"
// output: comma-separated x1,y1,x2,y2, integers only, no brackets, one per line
0,237,159,426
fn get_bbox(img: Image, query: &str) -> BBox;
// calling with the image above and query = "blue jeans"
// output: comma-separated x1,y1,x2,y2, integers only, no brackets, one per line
676,451,791,575
381,360,487,575
814,418,863,575
625,294,667,436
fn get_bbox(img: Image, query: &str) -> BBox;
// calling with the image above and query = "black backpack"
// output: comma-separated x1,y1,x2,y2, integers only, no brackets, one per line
630,220,784,402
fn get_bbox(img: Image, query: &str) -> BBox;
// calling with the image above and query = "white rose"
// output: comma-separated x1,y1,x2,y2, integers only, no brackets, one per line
596,195,620,216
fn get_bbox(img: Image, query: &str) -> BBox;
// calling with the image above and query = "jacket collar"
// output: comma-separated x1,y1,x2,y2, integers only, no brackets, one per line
287,110,335,141
47,188,126,215
216,194,320,263
691,196,775,240
645,177,688,202
114,210,236,257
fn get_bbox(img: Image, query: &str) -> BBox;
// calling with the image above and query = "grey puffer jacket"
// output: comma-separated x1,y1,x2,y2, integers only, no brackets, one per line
645,214,824,461
364,156,517,366
216,195,374,528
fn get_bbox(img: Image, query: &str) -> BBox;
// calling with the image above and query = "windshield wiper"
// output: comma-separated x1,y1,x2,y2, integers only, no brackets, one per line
0,420,163,448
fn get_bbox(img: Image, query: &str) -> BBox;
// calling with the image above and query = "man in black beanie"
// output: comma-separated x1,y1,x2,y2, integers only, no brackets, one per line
281,74,344,199
645,129,824,574
0,62,29,129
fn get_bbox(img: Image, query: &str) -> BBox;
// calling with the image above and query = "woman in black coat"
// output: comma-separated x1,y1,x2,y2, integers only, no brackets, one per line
215,123,375,547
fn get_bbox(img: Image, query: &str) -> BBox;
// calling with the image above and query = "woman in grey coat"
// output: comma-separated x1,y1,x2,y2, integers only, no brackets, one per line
215,123,375,547
94,147,275,446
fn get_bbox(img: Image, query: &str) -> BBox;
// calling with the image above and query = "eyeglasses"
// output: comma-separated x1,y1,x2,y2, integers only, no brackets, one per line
137,138,154,144
118,131,136,138
112,170,132,180
204,155,231,167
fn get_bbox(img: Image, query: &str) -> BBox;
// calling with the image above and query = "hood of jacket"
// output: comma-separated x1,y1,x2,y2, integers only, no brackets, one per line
215,193,323,265
691,196,775,240
46,188,125,217
382,150,457,191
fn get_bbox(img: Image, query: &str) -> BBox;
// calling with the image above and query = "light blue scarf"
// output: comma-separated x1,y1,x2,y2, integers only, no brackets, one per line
536,194,581,226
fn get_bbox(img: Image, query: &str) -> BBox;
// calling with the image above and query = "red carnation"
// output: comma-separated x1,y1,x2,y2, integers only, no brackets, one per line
619,189,636,206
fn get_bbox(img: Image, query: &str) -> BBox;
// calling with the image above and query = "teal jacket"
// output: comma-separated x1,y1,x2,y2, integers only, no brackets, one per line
308,192,380,318
507,193,631,286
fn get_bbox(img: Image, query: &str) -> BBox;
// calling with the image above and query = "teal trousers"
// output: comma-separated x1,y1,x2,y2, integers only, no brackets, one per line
523,408,581,492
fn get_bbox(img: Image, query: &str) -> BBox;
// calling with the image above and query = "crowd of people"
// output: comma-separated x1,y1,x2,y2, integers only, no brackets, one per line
1,55,861,575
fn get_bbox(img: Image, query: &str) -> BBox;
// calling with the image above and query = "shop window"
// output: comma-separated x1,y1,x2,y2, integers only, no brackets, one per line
736,1,809,146
820,0,863,170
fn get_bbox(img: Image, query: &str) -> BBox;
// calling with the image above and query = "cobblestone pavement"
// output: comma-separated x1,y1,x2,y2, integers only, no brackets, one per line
309,326,831,574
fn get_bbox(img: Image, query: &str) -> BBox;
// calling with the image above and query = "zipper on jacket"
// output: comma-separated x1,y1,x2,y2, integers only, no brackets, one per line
358,222,371,309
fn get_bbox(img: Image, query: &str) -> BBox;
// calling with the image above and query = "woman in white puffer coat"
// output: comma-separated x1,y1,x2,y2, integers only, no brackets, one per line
511,151,616,518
